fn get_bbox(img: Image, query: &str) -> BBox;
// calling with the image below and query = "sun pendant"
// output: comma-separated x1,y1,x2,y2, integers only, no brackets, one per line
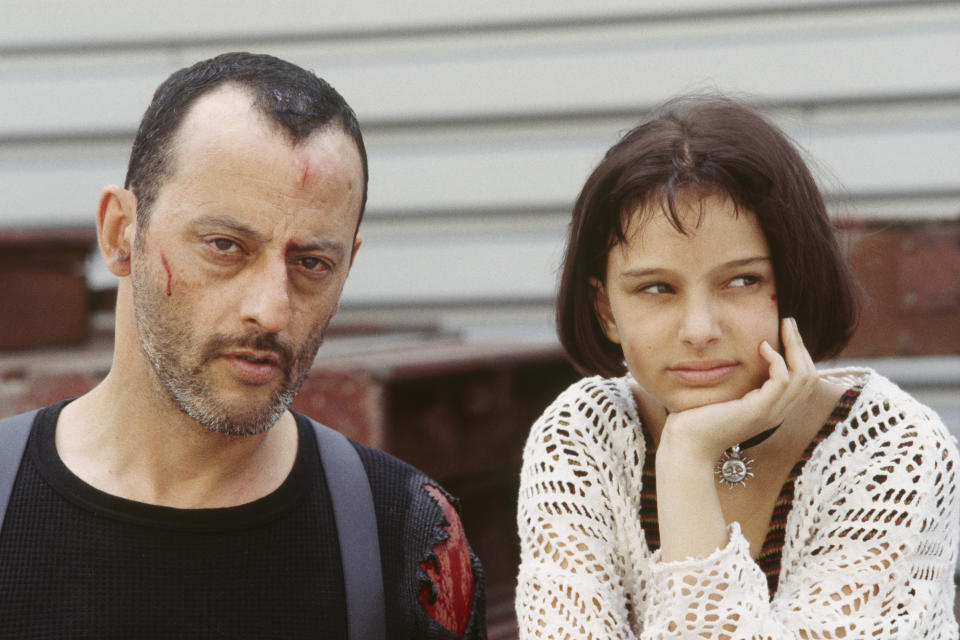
715,445,754,489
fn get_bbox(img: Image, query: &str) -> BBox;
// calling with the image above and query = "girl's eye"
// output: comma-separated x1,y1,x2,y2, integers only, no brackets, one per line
639,283,673,295
729,274,760,288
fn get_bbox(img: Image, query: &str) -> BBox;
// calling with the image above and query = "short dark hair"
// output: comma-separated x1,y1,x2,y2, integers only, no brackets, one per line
558,95,859,377
125,51,368,232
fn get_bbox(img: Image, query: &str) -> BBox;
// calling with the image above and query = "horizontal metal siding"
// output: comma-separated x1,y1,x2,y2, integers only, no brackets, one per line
0,0,928,49
3,5,958,133
0,2,957,330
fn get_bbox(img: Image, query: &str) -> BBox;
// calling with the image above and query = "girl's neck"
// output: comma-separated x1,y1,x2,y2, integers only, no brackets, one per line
629,381,669,448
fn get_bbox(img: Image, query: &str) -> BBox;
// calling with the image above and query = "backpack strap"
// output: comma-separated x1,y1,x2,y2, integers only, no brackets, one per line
0,409,39,533
309,418,385,640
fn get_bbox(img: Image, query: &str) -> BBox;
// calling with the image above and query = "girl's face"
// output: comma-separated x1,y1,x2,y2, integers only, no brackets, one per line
593,191,780,414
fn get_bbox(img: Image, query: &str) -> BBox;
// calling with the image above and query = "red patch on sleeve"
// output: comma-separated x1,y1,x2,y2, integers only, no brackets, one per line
418,484,475,636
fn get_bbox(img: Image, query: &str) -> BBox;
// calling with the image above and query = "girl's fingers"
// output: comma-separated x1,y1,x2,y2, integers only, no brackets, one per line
740,341,789,423
782,317,817,381
759,339,788,380
749,319,815,422
782,318,808,370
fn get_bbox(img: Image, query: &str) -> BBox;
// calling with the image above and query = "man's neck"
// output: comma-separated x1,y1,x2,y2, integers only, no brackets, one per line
55,368,299,509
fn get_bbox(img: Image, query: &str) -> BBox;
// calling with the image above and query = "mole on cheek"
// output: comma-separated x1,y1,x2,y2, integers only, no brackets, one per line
770,294,777,303
160,251,173,296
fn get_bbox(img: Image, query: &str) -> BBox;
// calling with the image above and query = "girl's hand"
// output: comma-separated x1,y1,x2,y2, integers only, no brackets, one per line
659,317,818,461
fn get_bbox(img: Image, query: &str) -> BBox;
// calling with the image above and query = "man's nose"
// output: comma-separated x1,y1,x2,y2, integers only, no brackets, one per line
240,258,291,334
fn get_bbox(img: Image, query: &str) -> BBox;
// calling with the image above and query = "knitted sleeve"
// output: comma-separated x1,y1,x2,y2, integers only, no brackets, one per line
646,376,960,638
516,373,960,640
767,377,960,639
516,377,648,639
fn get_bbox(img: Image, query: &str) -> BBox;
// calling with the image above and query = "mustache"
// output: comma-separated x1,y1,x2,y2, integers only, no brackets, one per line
199,331,295,372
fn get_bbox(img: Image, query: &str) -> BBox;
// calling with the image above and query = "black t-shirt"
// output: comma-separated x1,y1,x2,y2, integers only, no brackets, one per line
0,401,485,639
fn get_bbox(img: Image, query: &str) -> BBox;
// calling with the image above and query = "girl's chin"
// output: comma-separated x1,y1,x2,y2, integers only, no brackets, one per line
630,373,767,414
656,384,762,414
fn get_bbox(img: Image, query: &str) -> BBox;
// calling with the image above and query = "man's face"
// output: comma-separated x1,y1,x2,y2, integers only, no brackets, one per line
130,86,363,436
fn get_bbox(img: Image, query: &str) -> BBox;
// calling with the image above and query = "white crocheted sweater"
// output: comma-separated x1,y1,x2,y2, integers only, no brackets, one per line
516,368,960,639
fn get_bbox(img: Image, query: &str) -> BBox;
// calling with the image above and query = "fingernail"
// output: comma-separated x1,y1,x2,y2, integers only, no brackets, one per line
792,318,804,340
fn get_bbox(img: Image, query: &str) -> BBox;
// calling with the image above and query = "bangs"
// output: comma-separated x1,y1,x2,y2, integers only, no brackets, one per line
610,181,753,252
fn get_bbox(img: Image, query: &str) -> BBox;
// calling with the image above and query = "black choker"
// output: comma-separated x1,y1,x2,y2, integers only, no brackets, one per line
714,424,780,489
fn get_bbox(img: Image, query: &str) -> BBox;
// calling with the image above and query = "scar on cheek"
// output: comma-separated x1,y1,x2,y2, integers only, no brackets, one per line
770,294,777,302
160,251,173,296
298,159,310,188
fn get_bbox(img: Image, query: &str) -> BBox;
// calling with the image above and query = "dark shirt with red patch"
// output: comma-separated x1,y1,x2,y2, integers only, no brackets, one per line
0,402,486,639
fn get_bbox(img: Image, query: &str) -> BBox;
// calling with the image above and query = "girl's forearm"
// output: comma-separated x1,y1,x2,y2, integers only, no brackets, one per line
655,434,728,562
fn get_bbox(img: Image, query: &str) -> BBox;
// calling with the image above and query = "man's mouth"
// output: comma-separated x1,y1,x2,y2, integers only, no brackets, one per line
236,354,276,365
228,349,281,365
221,351,284,384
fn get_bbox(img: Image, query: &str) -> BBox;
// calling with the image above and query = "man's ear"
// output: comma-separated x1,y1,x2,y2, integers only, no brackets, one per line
349,234,362,268
590,277,621,344
97,185,138,277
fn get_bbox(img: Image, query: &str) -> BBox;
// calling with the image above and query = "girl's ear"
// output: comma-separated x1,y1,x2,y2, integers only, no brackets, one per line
590,277,621,344
97,185,138,277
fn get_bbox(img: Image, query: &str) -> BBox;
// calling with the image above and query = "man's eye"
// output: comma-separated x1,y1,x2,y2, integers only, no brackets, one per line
210,238,239,252
299,257,328,272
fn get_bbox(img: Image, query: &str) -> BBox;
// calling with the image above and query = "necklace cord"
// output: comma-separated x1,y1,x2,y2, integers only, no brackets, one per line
738,423,781,451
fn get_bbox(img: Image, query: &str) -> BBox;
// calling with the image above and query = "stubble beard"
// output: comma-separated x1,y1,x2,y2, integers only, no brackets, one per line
131,259,328,437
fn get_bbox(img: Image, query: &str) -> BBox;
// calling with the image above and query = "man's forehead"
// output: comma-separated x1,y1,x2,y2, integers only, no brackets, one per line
149,85,363,234
172,85,273,152
169,84,359,176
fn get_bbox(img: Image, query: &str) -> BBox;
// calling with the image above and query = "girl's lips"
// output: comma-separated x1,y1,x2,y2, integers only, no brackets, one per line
668,361,738,385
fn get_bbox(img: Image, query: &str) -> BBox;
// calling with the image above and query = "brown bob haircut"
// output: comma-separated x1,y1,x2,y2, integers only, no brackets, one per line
557,96,859,377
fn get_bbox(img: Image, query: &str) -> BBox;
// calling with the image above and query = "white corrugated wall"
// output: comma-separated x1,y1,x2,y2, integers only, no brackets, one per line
1,1,958,342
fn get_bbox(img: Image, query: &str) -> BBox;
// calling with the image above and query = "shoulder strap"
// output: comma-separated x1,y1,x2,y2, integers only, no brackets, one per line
308,418,385,640
0,409,39,533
